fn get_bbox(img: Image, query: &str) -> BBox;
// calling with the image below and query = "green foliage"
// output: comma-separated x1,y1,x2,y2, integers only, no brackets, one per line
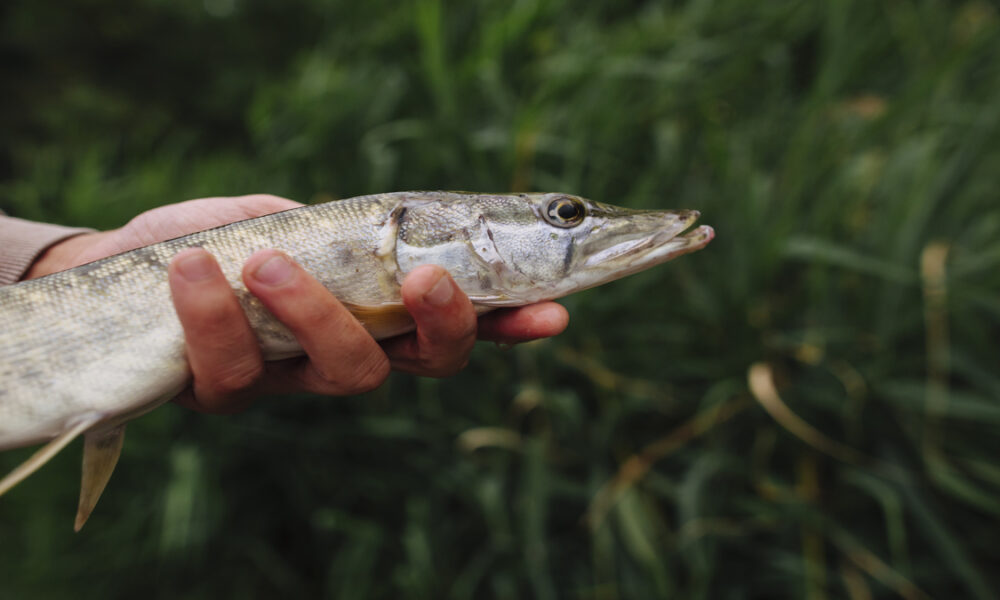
2,0,1000,598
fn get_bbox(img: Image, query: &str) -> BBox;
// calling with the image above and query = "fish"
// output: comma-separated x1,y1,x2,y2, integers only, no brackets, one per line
0,191,713,529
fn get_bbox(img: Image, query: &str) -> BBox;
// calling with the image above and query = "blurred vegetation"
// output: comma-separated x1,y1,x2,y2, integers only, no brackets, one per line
2,0,1000,598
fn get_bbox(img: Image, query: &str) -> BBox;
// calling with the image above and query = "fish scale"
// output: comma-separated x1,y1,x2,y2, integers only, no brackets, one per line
0,191,713,529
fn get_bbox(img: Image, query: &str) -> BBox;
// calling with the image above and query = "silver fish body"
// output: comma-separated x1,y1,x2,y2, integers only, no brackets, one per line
0,191,713,527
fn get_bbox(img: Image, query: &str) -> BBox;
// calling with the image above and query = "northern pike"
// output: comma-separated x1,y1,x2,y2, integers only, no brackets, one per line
0,191,713,529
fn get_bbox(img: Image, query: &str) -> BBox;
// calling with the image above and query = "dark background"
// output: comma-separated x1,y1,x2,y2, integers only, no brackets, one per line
2,1,999,598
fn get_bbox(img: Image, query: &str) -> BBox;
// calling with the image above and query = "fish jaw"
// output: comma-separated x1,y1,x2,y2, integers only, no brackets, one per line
580,210,712,270
559,215,714,298
582,223,715,274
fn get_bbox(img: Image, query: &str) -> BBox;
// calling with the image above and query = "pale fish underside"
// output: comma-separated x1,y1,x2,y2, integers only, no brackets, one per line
0,191,714,530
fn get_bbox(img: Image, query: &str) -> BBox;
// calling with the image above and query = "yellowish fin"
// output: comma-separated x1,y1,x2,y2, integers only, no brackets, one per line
75,425,126,531
343,302,415,339
0,414,102,497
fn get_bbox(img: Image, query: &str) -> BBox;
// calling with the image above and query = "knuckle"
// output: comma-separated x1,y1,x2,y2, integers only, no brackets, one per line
124,211,159,246
205,358,264,397
309,351,390,395
422,333,475,378
242,193,285,204
454,320,478,343
420,354,470,378
346,353,391,393
297,299,338,328
193,296,238,327
179,298,247,346
238,194,295,214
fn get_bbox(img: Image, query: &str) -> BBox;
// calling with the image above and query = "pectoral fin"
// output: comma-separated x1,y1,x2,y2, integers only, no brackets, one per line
0,414,103,497
343,302,416,339
75,425,126,531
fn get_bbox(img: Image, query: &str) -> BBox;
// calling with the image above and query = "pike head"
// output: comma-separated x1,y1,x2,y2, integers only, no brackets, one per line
393,192,714,305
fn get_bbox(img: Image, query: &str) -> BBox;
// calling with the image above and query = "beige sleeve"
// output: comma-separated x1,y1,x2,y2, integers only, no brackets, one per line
0,214,95,285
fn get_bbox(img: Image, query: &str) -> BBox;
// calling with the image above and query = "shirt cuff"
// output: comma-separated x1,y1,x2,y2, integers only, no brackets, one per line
0,215,96,285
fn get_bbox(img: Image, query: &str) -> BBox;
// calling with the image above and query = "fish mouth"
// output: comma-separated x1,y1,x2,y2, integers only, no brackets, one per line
642,222,715,263
583,210,715,269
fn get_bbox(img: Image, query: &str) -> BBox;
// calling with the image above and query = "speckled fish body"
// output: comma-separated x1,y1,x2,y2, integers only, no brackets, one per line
1,194,402,451
0,191,713,527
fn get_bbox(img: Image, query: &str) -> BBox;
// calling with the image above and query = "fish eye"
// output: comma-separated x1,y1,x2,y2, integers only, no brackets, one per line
544,197,586,228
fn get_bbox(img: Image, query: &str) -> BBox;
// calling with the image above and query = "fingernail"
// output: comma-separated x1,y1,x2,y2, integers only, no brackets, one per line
176,251,215,282
252,254,294,286
423,273,454,307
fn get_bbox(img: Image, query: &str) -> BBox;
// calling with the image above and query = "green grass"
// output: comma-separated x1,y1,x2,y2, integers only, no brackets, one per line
2,0,1000,598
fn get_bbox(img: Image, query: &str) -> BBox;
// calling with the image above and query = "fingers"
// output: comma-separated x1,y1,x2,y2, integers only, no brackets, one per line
382,265,478,377
168,249,264,413
476,302,570,343
170,248,393,412
243,250,391,395
169,246,567,414
382,266,570,375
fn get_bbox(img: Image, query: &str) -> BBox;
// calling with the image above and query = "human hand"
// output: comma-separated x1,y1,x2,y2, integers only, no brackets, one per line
26,195,569,412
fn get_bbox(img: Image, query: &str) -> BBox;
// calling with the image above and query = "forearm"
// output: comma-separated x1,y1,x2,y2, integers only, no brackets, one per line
0,214,96,284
